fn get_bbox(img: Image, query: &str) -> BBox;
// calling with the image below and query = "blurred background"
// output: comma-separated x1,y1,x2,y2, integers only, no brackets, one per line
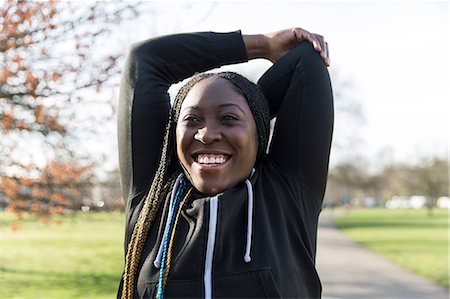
1,1,448,298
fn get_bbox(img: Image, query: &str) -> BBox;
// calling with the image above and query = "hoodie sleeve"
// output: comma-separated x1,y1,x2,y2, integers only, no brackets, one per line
258,41,334,201
117,31,248,202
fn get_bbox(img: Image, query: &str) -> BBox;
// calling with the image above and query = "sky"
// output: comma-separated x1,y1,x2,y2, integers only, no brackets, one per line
58,0,448,174
112,0,448,169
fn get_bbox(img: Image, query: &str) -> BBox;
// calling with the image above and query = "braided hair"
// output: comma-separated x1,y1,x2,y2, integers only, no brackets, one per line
121,71,270,299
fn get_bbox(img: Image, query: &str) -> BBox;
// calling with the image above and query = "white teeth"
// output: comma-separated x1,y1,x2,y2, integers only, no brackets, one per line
196,154,228,164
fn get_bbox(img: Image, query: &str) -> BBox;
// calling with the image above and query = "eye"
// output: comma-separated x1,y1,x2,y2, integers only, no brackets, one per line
183,115,201,123
221,114,239,122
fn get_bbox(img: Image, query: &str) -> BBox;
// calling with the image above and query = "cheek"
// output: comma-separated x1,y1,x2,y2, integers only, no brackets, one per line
249,124,259,157
251,135,259,160
175,125,187,160
236,126,258,160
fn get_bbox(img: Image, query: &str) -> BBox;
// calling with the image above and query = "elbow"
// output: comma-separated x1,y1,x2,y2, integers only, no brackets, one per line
124,39,163,83
122,41,155,86
127,41,146,62
126,42,145,71
127,39,159,65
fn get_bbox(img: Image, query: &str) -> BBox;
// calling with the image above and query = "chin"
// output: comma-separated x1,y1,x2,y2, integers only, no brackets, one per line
194,180,228,196
197,186,224,196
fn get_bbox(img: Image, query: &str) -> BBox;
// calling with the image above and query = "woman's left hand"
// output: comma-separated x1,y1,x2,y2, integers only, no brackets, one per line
264,28,330,66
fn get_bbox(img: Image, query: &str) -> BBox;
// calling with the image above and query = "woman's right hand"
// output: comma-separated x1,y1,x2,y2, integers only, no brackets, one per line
265,28,330,66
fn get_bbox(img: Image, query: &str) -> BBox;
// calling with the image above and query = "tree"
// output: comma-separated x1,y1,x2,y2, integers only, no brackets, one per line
407,157,449,213
95,167,124,211
326,155,449,211
3,160,94,220
328,68,365,161
1,0,139,217
326,158,370,206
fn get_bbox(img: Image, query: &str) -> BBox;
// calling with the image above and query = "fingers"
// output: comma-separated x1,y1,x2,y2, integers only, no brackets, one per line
313,34,330,66
324,42,330,66
293,28,321,51
313,34,325,51
269,28,330,66
310,33,323,52
293,28,330,66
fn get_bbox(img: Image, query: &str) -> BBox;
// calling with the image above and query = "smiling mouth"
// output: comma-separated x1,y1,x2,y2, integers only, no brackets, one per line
193,154,230,165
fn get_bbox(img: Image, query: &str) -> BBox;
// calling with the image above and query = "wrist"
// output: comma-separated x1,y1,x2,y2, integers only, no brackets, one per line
242,34,269,60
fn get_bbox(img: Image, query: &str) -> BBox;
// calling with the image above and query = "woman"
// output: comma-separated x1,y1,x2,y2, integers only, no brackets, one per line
117,28,333,299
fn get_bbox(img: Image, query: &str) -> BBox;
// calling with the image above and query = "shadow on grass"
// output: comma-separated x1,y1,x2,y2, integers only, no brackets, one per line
334,211,448,230
2,267,121,296
335,220,447,229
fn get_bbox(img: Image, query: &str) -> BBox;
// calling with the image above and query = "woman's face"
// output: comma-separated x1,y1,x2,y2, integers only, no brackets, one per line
176,77,258,195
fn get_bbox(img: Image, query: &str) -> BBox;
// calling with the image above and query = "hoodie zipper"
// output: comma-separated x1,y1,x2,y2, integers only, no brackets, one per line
204,196,219,299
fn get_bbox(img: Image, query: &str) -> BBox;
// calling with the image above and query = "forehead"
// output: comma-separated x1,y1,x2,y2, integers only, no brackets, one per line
181,77,249,111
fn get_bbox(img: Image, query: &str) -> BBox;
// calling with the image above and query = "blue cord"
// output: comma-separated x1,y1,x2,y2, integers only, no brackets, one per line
156,178,186,299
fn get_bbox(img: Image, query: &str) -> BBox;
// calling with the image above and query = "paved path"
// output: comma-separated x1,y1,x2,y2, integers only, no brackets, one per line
316,211,449,299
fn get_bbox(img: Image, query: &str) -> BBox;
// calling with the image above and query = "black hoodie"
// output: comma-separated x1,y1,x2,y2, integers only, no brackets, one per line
117,31,333,299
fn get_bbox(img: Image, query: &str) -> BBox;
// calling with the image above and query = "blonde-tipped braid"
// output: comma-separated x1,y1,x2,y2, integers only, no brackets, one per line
121,120,176,299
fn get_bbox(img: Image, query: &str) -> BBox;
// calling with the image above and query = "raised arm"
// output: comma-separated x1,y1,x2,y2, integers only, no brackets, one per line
252,28,333,201
117,32,248,203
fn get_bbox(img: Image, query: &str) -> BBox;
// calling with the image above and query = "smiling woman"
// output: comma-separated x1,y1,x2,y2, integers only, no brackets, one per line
117,28,333,299
176,76,261,195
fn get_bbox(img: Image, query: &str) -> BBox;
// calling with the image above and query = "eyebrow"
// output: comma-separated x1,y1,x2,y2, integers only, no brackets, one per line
218,103,246,114
183,103,247,114
183,105,201,111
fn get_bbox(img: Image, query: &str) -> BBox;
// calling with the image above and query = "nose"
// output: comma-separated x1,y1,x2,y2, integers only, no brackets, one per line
194,123,221,144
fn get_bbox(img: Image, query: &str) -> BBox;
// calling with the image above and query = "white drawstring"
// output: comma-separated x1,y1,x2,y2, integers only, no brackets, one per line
154,170,256,266
244,168,255,263
153,173,183,269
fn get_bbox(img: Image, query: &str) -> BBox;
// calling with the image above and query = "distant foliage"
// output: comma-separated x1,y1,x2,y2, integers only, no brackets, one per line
0,0,138,217
326,157,449,208
3,161,94,217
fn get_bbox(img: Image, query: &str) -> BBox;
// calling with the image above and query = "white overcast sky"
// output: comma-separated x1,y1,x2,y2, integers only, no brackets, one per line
115,0,449,168
64,0,447,174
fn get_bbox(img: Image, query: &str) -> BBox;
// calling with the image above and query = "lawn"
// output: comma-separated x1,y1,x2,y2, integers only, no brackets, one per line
1,212,126,299
2,209,448,298
333,208,449,288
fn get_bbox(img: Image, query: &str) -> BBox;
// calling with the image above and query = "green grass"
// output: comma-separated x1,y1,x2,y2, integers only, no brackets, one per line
333,208,449,288
1,212,126,299
2,209,448,297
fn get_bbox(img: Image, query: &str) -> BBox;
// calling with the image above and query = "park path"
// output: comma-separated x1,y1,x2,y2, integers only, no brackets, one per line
316,211,449,299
